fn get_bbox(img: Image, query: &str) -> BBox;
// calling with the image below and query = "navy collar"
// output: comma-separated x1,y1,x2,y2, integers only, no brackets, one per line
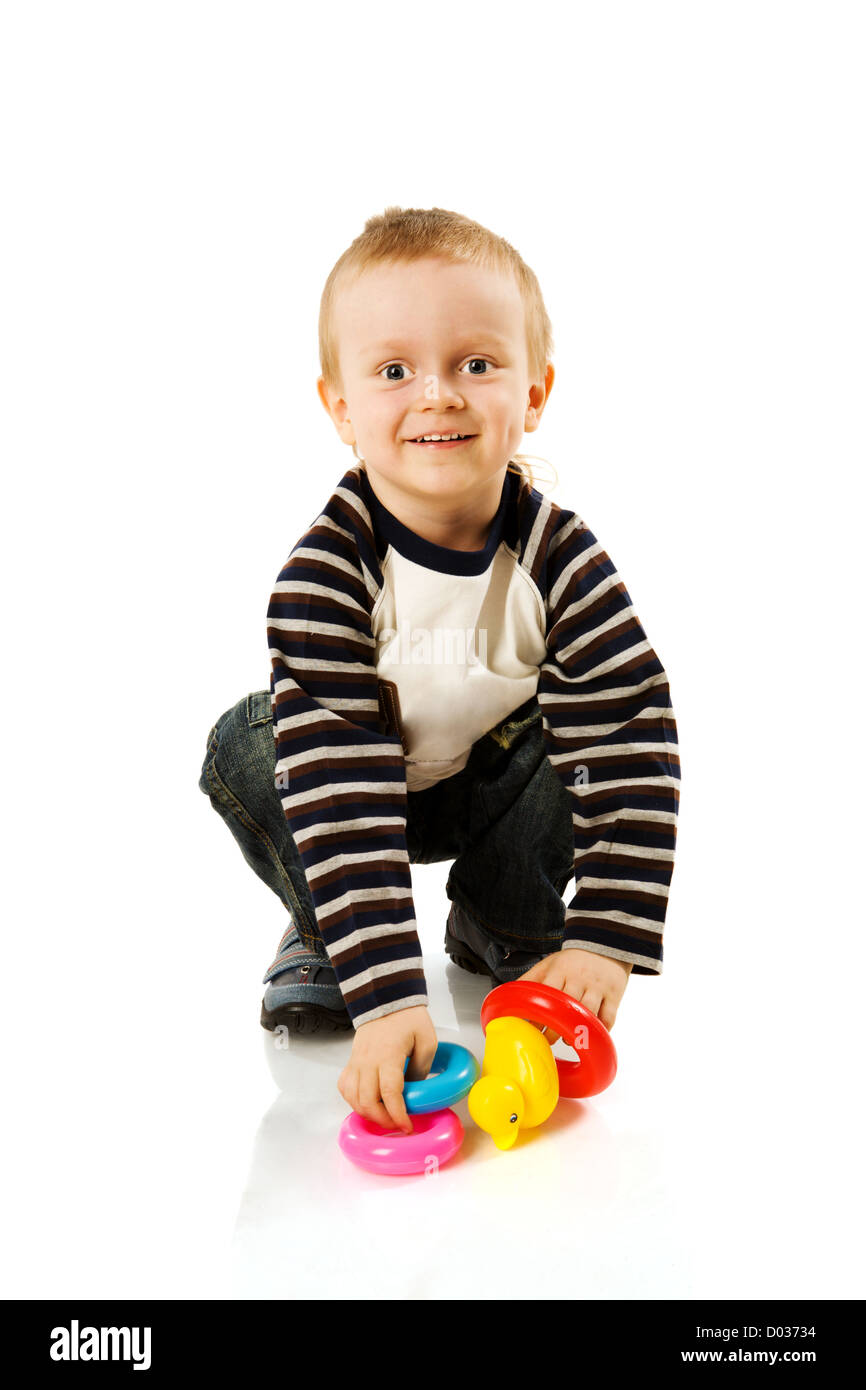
358,466,513,576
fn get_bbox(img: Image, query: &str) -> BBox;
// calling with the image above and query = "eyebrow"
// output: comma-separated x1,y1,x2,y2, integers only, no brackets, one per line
365,332,513,357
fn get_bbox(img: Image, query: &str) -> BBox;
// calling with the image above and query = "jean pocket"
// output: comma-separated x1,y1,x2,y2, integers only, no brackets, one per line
247,690,272,727
487,699,541,749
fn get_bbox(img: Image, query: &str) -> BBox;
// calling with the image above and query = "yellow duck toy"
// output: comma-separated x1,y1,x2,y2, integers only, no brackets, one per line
467,1017,559,1150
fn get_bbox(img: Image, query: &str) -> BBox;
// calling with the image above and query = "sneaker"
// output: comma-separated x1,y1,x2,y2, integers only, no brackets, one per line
443,902,497,980
260,923,352,1035
444,902,547,983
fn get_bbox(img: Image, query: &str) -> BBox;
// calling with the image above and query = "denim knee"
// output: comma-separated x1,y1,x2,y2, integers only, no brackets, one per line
198,691,325,954
446,715,573,950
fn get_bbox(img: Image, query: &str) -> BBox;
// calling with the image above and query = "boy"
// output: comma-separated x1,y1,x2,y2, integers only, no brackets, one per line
199,206,680,1139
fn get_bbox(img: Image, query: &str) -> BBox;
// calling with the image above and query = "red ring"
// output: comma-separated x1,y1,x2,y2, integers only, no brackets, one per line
480,980,617,1098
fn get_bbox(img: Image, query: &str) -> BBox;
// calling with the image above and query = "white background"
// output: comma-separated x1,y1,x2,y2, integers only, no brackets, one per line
2,1,864,1300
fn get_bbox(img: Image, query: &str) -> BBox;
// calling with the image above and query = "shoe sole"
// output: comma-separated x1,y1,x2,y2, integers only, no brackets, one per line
260,1000,353,1035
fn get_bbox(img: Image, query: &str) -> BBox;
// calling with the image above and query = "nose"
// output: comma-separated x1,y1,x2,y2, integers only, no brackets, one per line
413,371,466,411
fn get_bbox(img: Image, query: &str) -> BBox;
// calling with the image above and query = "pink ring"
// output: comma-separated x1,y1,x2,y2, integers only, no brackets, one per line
338,1108,464,1175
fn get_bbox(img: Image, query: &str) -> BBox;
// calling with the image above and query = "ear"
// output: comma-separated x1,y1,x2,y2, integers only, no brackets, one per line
524,362,555,434
317,375,356,448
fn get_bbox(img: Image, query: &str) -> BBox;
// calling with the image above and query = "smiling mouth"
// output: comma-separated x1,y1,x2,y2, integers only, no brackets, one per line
406,433,476,444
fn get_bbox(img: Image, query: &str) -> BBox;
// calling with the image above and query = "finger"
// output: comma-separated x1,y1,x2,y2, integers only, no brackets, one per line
358,1071,399,1132
362,1098,400,1130
579,989,604,1018
379,1064,412,1133
559,973,584,999
598,997,617,1032
541,961,564,988
338,1068,358,1112
405,1043,435,1083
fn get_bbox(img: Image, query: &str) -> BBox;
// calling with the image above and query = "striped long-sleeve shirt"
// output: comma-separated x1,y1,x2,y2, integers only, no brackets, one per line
268,462,680,1028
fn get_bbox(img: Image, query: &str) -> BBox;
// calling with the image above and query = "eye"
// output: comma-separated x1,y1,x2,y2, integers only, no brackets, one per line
461,358,493,375
379,363,412,381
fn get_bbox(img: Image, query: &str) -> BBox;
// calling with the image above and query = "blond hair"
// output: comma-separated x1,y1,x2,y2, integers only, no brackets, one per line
320,206,558,496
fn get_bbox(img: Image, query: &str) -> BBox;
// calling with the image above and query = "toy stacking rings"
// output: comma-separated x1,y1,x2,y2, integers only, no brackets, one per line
338,1109,464,1176
338,1041,479,1175
480,980,617,1099
402,1040,479,1113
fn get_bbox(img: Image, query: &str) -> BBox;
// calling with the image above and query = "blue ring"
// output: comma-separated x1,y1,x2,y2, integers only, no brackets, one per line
402,1041,479,1114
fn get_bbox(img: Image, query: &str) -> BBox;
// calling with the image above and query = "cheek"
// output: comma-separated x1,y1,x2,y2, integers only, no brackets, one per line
371,395,406,436
353,392,399,441
477,383,524,428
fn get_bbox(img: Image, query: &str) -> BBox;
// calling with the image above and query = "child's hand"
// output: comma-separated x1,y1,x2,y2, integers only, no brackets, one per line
338,1005,438,1135
515,948,632,1042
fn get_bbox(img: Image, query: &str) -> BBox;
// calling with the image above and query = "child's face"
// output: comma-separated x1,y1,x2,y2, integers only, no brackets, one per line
319,256,552,507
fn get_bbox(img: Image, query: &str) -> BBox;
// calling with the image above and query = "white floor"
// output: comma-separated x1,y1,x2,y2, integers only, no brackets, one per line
4,828,864,1302
228,866,863,1300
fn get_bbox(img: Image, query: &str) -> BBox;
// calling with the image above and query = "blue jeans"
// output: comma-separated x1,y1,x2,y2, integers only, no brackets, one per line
198,690,575,985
